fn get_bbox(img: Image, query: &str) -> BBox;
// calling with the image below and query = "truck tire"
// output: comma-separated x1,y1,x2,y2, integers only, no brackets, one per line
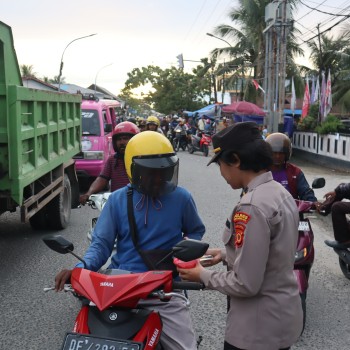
29,207,48,230
47,174,72,230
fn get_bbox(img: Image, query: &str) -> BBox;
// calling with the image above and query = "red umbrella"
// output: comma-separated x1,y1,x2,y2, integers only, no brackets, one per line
222,101,265,116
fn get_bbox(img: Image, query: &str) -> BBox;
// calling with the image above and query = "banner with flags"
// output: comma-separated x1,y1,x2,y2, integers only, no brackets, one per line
319,71,326,121
251,79,265,94
301,78,310,119
324,69,332,118
291,77,296,116
310,77,316,105
312,76,320,104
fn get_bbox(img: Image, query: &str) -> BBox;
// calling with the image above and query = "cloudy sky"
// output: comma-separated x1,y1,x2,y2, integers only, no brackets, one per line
2,0,348,95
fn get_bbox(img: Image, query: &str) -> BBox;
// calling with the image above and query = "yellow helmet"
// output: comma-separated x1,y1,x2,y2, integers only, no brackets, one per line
146,115,160,127
125,131,179,196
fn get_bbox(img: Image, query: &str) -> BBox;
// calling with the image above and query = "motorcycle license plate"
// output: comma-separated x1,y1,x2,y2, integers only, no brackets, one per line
62,333,143,350
298,221,310,231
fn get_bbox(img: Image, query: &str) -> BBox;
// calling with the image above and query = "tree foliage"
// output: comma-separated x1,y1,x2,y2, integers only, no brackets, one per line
20,64,37,78
121,65,210,114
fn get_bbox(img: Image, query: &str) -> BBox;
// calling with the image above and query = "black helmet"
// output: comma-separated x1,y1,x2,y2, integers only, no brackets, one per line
265,132,292,161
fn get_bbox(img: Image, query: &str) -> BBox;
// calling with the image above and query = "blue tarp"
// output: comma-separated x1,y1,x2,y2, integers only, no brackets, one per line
184,104,222,119
233,114,295,137
233,115,264,124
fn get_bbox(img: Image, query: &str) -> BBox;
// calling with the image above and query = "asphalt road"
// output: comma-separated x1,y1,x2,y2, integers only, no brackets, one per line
0,151,350,350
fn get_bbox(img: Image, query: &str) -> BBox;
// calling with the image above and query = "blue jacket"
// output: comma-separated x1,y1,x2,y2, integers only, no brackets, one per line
79,185,205,272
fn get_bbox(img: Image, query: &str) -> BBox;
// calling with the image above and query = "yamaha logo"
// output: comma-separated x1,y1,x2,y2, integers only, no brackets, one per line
100,282,114,287
109,312,118,321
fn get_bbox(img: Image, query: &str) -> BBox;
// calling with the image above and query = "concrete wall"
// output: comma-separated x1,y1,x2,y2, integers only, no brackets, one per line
292,131,350,172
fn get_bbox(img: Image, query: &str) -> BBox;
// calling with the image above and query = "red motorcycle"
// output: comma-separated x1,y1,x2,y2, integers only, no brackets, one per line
293,177,325,331
187,131,212,157
43,235,208,350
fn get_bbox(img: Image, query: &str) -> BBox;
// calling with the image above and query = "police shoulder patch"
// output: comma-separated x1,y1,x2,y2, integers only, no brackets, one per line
233,211,251,224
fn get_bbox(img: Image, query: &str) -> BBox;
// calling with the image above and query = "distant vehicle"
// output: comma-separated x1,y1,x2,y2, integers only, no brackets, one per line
74,95,120,180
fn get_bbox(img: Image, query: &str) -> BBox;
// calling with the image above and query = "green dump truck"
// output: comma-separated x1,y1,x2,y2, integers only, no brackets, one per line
0,21,81,229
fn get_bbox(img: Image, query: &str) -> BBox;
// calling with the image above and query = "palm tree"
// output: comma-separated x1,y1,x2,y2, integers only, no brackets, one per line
307,30,350,112
208,0,303,101
20,64,37,78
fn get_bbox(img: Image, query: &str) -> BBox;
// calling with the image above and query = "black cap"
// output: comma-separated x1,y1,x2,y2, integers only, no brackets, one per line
207,122,262,166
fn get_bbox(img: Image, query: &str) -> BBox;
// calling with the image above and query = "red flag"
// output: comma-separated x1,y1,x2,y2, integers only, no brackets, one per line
251,79,265,93
301,80,310,119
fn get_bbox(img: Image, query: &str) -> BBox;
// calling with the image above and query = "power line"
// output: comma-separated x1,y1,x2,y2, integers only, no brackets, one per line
304,0,348,10
302,16,349,43
183,0,208,42
296,0,328,22
295,2,350,43
299,0,350,17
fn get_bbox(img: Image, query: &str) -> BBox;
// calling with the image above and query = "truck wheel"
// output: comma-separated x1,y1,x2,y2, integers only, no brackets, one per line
203,145,209,157
29,208,48,230
47,174,72,230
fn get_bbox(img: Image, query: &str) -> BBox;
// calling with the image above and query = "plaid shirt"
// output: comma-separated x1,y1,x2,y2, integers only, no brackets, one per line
99,154,129,191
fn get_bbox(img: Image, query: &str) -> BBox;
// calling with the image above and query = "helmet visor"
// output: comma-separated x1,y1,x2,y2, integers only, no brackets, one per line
131,154,179,197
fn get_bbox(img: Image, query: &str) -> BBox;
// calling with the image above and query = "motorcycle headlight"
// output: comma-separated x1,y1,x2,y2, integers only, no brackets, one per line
294,248,307,262
83,151,104,160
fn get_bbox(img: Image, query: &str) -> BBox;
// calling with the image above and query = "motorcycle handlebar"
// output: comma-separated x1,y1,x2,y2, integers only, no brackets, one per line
172,281,205,290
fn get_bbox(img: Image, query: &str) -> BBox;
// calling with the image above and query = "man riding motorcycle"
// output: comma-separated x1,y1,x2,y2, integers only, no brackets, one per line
79,121,139,204
265,132,317,202
55,131,205,350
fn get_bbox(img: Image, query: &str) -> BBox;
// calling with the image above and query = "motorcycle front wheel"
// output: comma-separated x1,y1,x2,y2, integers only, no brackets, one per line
339,257,350,279
202,144,209,157
188,144,194,154
173,139,179,152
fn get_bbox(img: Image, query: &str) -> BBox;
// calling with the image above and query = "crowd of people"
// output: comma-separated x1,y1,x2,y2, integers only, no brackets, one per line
58,113,349,349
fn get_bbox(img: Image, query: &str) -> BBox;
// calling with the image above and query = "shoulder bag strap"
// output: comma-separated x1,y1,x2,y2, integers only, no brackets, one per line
127,187,140,251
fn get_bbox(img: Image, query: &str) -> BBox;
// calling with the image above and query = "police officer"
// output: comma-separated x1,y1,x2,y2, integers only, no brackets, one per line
178,122,303,350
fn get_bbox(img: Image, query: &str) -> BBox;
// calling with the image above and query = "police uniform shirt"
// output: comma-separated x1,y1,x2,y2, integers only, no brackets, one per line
200,172,303,350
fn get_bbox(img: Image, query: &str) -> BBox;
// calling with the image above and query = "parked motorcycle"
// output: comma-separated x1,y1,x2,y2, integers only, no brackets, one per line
187,131,212,157
294,177,325,330
332,244,350,279
43,235,208,350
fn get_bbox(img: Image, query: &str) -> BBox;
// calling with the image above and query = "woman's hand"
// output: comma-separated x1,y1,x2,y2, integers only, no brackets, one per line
200,248,222,267
177,261,204,282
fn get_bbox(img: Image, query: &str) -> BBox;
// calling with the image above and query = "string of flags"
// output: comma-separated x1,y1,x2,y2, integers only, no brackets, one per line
296,69,332,121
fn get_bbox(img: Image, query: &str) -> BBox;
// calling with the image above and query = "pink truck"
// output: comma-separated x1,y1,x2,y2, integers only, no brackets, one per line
74,94,120,180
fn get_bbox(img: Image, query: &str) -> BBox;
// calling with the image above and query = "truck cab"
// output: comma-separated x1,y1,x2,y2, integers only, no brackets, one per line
74,94,120,179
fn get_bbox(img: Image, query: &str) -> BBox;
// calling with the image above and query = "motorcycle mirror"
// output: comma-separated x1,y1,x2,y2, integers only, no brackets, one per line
172,239,209,262
42,235,74,254
311,177,325,189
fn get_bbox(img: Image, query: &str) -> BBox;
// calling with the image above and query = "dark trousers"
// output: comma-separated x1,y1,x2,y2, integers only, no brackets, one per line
224,341,290,350
331,201,350,242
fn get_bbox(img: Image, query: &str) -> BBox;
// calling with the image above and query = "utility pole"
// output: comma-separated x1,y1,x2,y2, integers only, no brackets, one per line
263,0,292,132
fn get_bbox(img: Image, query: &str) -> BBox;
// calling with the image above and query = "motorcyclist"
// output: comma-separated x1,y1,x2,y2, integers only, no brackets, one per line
55,131,205,350
174,118,189,146
322,183,350,249
79,121,139,205
146,115,164,134
265,132,317,202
